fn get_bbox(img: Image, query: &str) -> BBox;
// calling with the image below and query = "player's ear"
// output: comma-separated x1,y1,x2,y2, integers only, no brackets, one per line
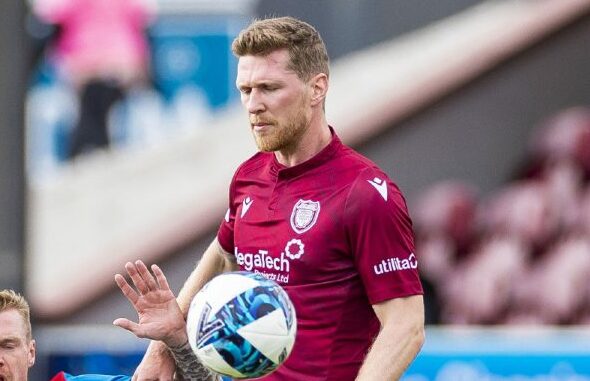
28,339,36,368
309,73,328,107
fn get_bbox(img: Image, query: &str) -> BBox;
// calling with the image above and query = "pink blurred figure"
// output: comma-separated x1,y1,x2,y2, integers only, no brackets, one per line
441,237,528,324
508,236,590,324
33,0,156,88
478,181,557,252
413,181,479,282
530,107,590,176
33,0,156,157
574,185,590,236
542,161,585,233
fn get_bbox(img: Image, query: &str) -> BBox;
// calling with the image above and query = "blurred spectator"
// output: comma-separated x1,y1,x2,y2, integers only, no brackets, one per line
441,237,528,324
575,185,590,236
507,236,590,325
412,181,479,324
576,212,590,324
32,0,156,158
529,106,590,179
477,180,557,255
543,160,585,233
413,181,479,279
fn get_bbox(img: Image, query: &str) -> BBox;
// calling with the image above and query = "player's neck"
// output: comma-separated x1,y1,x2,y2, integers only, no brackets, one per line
274,119,331,168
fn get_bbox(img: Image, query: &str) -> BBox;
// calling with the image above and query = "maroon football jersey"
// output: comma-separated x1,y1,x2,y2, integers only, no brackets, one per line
217,131,423,381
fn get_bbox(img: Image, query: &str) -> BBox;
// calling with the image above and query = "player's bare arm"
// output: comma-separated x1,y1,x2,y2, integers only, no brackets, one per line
355,295,425,381
131,238,235,381
167,340,222,381
176,238,237,313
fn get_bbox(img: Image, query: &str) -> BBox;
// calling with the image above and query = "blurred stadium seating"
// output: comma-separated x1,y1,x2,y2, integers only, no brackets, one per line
414,107,590,325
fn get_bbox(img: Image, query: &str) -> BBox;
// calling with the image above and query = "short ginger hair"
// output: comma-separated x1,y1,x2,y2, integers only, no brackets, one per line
0,289,33,341
232,16,330,81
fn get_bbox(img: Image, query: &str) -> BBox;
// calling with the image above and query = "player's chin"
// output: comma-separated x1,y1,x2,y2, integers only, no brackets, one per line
252,133,275,151
255,142,276,152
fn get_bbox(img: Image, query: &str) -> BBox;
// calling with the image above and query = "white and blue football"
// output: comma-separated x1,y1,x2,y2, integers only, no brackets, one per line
187,271,297,379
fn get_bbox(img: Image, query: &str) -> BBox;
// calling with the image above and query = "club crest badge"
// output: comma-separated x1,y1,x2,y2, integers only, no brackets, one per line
290,199,320,234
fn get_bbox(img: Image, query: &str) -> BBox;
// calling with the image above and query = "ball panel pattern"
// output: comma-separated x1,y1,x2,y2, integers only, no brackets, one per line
188,272,296,379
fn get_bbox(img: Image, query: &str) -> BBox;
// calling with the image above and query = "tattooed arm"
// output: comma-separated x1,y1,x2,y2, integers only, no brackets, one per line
169,341,218,381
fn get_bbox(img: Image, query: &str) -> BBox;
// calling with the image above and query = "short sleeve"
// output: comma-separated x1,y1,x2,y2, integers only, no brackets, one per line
50,372,131,381
217,171,239,254
344,168,423,304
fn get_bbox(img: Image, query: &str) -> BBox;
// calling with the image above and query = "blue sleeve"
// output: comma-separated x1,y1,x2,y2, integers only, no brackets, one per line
62,374,131,381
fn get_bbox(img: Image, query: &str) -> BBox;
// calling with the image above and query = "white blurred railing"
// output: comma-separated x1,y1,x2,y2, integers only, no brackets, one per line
32,325,590,379
155,0,258,14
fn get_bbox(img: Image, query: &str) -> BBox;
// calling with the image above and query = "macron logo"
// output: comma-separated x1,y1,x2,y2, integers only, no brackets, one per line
367,177,387,201
241,197,253,218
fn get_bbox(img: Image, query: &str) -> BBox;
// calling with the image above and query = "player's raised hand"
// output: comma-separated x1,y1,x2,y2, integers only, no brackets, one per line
113,260,188,348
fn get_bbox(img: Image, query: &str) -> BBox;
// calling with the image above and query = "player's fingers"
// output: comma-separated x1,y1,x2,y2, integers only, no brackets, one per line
136,260,158,291
115,273,139,305
126,261,150,295
113,318,142,337
151,264,170,291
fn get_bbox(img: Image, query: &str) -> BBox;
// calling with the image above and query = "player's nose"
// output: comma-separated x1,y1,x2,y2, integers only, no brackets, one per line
246,89,265,114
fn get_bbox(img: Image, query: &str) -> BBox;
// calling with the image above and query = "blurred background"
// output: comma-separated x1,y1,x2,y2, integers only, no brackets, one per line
1,0,590,379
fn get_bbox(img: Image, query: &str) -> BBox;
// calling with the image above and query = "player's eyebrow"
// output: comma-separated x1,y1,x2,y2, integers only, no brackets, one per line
0,336,22,344
236,79,283,89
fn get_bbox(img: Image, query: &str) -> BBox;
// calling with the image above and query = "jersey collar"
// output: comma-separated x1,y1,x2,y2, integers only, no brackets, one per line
270,126,342,180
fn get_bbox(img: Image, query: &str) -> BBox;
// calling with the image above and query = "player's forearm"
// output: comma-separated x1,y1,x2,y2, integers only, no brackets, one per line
168,340,218,381
176,238,230,315
355,321,424,381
